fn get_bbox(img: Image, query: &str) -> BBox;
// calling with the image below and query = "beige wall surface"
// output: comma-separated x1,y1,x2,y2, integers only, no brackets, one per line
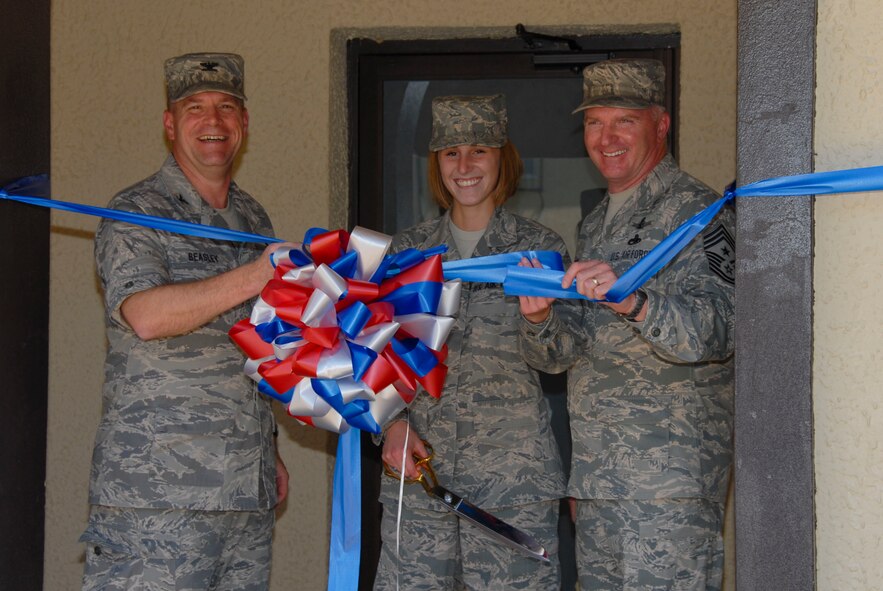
48,1,736,589
815,0,883,588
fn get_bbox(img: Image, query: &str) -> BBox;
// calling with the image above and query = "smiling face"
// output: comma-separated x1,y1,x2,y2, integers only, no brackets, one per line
582,105,669,193
163,91,248,182
437,144,501,224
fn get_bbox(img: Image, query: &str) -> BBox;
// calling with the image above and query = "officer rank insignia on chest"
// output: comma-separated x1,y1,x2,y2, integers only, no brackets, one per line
703,222,735,285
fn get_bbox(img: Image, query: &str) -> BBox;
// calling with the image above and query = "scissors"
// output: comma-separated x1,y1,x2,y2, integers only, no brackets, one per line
383,440,550,562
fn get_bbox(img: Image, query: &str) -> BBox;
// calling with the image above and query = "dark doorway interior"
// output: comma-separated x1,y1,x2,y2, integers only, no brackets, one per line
348,30,679,589
0,0,50,589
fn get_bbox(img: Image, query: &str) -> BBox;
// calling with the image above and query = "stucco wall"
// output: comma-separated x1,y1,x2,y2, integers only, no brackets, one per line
47,1,736,589
814,1,883,588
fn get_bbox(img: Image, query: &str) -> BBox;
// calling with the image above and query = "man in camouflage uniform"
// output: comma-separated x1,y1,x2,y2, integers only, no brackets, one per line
519,59,735,590
80,53,291,590
374,95,567,590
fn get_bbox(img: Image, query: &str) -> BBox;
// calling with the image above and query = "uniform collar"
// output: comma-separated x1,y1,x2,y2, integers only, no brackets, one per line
158,154,239,212
628,153,678,211
437,206,519,258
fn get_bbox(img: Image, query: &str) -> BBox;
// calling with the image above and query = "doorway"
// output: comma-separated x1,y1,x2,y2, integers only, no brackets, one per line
348,30,680,589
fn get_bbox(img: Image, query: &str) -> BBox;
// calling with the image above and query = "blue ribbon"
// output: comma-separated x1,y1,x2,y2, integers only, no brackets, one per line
330,250,359,279
390,336,439,378
337,300,372,340
502,266,583,299
603,194,731,303
5,165,883,303
311,379,379,434
6,165,883,591
380,281,443,315
255,318,298,343
328,428,361,591
257,379,292,404
601,165,883,302
0,178,283,245
494,165,883,304
345,341,377,382
730,164,883,196
2,174,51,198
375,246,448,281
441,250,564,282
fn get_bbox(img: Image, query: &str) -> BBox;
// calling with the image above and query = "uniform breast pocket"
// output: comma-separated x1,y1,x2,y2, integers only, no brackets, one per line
595,395,671,473
465,287,517,311
462,293,521,347
166,242,235,281
462,296,531,403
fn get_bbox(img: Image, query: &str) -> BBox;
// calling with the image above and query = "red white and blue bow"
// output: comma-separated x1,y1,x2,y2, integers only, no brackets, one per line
229,226,460,435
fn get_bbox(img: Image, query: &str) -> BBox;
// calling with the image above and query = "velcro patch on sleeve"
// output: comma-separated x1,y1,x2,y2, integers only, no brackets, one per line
703,222,735,285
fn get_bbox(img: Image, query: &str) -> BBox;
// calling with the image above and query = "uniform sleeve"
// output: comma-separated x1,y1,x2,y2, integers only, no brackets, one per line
94,205,170,329
518,224,593,374
638,204,735,363
519,299,592,374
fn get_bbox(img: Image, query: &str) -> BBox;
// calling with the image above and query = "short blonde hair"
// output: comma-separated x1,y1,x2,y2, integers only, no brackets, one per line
427,142,524,210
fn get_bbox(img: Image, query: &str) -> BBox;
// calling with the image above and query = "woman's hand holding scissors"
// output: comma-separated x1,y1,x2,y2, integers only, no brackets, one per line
381,420,430,480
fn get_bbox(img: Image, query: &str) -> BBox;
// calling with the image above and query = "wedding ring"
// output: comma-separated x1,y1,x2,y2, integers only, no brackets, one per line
592,278,600,286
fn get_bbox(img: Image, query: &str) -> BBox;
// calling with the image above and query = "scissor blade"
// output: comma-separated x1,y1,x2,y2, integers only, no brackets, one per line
429,485,549,562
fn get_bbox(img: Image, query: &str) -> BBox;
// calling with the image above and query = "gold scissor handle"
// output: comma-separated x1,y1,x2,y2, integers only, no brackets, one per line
383,440,438,494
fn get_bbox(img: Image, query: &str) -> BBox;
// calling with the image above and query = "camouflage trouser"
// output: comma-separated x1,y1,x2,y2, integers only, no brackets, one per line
574,498,724,591
374,499,560,590
80,505,274,591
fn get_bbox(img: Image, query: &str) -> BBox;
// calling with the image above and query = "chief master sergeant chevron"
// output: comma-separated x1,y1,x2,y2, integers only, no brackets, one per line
518,58,735,590
80,52,294,590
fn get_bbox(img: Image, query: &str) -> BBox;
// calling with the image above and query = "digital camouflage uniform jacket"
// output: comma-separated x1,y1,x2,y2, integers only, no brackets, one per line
380,207,568,511
520,155,735,505
90,155,278,511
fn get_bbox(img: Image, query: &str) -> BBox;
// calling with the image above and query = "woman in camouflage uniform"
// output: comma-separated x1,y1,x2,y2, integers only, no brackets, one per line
373,94,567,590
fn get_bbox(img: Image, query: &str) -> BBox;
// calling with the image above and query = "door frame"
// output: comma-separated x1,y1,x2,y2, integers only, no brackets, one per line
734,1,816,589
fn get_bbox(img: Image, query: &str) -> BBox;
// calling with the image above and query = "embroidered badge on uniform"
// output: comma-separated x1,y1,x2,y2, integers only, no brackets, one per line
703,222,735,284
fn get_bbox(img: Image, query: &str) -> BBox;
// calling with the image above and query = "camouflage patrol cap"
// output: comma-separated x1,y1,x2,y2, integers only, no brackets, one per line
573,58,665,113
164,52,246,103
429,94,508,151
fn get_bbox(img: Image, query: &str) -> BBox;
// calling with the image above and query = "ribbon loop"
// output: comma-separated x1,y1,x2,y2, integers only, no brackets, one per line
229,227,460,435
